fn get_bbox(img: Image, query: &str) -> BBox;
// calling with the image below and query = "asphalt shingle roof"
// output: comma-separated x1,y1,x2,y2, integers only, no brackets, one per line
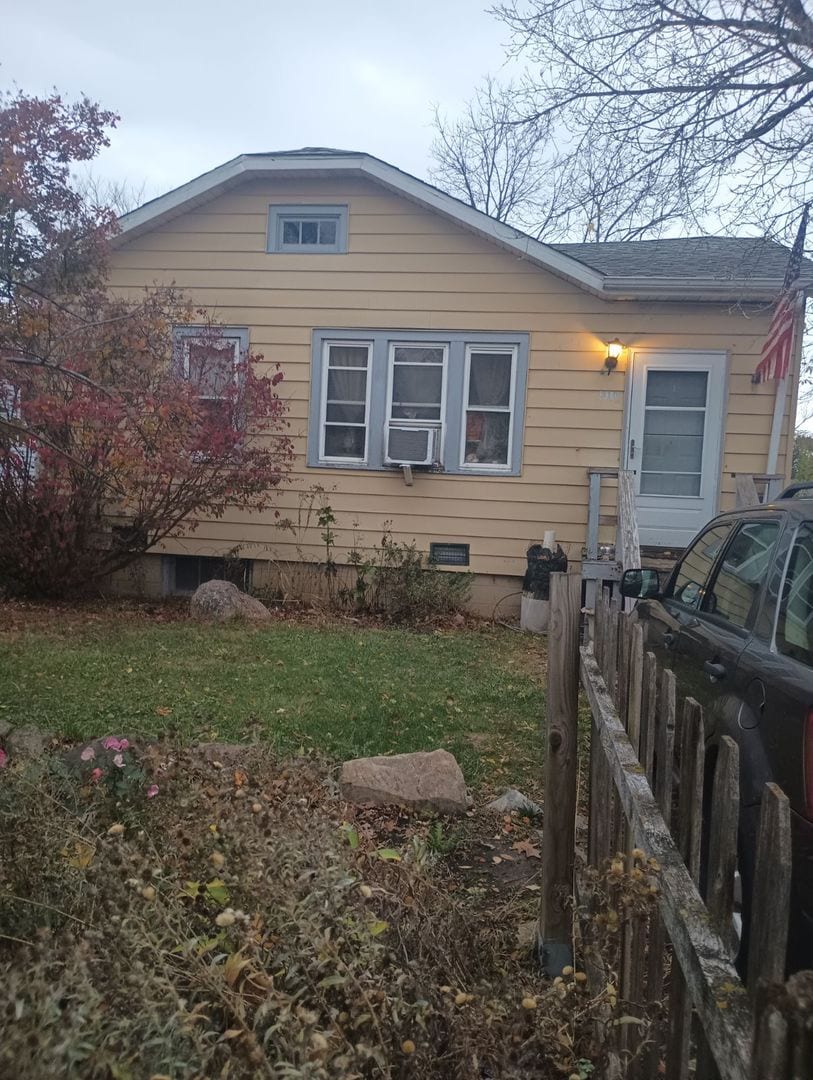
552,236,813,284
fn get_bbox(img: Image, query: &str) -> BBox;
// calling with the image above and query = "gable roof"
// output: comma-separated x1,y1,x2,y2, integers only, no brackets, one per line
117,148,810,303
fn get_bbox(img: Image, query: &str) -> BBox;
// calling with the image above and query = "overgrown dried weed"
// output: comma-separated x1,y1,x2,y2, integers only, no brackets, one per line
1,746,640,1078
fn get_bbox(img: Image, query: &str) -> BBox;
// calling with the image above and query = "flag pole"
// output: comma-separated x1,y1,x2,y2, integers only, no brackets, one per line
766,377,788,476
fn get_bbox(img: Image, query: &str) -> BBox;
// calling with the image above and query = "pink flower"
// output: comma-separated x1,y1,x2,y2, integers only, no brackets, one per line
80,745,96,762
146,784,159,798
113,753,125,768
0,748,7,769
102,736,129,752
90,767,103,783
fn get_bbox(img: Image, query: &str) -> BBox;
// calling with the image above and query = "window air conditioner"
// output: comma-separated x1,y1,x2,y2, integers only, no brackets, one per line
385,425,439,466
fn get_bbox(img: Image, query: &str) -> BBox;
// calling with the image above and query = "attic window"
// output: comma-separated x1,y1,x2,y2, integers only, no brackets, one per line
268,205,348,254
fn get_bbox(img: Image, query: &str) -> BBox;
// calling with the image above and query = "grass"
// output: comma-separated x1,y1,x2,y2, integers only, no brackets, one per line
0,611,545,786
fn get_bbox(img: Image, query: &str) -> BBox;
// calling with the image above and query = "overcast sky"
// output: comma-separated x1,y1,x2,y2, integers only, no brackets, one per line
4,0,506,200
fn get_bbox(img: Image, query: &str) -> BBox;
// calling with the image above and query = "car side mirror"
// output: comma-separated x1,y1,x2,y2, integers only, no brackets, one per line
621,568,661,600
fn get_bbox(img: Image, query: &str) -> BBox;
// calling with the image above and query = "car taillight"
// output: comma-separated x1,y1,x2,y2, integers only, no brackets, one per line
806,709,813,820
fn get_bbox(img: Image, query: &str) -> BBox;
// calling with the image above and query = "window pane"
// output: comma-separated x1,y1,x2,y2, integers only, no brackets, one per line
468,352,512,408
393,346,444,365
464,410,510,465
282,220,299,244
319,219,337,245
641,433,704,474
300,220,318,244
188,342,234,397
174,556,201,592
327,368,366,404
705,521,779,627
391,365,442,420
328,345,368,368
669,523,731,608
644,409,705,436
324,425,366,459
640,472,701,496
326,402,366,423
777,523,813,666
646,370,708,407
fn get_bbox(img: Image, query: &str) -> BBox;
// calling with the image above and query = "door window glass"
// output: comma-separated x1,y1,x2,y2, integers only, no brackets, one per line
640,369,708,497
703,521,779,628
667,523,732,609
776,523,813,666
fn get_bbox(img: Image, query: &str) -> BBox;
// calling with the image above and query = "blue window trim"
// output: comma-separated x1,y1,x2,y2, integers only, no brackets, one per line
307,328,529,477
267,204,348,254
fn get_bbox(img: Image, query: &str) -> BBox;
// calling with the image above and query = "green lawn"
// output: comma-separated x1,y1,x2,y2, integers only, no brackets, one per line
0,615,545,785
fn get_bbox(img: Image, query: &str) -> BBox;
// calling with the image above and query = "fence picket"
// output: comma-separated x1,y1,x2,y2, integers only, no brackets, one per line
639,650,658,784
705,736,740,950
749,784,792,994
626,622,645,755
654,668,677,827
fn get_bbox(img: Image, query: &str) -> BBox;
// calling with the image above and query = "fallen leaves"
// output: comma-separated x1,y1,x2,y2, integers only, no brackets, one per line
512,838,541,860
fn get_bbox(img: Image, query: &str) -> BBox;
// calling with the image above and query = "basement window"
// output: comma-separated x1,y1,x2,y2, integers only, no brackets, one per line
164,555,252,595
268,205,348,253
429,543,470,567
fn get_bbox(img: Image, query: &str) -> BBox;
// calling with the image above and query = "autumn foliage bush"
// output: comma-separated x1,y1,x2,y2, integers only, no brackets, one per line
0,88,292,597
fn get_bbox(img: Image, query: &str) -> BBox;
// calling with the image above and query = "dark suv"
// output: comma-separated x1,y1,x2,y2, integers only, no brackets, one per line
622,496,813,972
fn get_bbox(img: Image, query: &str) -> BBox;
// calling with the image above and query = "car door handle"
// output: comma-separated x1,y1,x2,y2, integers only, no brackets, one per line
662,632,677,649
704,660,727,681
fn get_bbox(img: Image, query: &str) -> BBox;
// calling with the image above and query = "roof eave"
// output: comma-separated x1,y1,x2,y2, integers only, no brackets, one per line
114,153,608,295
114,153,800,303
601,276,811,302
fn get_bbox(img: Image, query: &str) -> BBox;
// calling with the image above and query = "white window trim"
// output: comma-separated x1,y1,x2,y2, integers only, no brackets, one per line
385,341,447,463
319,340,373,465
459,344,518,473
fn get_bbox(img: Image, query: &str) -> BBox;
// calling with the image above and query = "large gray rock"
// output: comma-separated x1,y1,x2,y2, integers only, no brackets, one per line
6,725,53,759
190,580,271,623
340,749,468,815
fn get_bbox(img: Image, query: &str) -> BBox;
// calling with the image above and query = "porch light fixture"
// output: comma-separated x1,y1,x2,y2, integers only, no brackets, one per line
603,338,624,374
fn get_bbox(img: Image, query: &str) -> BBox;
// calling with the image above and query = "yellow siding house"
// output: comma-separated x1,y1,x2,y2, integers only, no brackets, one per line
108,149,808,612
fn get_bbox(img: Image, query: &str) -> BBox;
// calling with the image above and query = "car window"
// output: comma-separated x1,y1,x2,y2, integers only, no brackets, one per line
667,523,732,609
703,520,779,628
776,522,813,666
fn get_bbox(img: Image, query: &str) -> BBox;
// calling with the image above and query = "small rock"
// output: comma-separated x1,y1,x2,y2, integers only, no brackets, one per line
189,580,271,623
6,725,53,760
486,788,543,817
516,920,538,950
340,749,468,815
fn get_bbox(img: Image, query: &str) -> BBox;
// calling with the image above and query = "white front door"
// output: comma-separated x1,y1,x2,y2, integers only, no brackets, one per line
625,351,726,549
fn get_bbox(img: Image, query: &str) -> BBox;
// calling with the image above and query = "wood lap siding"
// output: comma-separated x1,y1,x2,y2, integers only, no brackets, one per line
108,177,789,577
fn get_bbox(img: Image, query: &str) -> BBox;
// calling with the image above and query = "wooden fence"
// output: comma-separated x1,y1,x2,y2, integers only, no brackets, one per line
538,573,813,1079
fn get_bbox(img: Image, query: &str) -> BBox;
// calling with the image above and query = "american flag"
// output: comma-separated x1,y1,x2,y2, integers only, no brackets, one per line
753,205,809,384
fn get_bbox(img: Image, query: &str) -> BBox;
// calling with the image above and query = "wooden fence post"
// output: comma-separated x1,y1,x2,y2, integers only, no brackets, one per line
538,571,581,976
749,783,792,995
705,736,740,949
666,698,705,1080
